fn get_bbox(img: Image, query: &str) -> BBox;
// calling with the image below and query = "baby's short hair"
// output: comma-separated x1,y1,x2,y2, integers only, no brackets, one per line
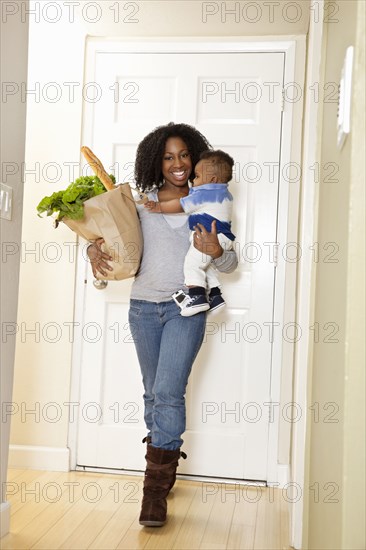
199,150,234,182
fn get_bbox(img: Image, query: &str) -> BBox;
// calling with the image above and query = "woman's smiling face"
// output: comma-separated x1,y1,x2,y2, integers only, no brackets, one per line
161,137,192,189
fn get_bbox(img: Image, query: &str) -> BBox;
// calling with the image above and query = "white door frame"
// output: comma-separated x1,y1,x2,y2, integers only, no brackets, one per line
290,2,326,547
68,37,306,491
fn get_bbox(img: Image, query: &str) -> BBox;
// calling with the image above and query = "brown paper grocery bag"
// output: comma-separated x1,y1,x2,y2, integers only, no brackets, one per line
63,184,143,280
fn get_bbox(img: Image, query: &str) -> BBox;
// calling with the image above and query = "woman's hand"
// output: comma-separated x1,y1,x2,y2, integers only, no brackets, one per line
193,221,223,259
87,238,113,277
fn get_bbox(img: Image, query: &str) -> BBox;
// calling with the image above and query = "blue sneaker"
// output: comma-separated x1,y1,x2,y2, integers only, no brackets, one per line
208,293,226,313
180,294,210,317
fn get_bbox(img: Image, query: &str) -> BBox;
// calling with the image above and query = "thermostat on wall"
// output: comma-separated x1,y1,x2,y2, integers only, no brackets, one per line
337,46,354,149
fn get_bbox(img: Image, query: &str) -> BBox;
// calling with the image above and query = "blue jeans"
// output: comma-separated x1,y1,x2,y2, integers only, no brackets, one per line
129,299,206,450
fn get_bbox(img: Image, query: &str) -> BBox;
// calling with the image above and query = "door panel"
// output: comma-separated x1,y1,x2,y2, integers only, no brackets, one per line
76,51,284,480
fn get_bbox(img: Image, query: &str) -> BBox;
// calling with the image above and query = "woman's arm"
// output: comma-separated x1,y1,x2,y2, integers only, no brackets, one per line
212,248,238,273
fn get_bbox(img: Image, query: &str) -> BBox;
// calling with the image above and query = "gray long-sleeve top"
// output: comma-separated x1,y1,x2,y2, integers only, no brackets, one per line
130,191,238,302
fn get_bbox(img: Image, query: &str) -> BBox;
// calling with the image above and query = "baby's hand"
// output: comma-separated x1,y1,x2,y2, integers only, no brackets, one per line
144,201,161,213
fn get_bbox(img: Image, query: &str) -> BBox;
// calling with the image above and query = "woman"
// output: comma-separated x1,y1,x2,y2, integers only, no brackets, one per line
88,122,238,527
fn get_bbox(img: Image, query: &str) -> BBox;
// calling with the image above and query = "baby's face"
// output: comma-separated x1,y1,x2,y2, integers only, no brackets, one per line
192,160,216,187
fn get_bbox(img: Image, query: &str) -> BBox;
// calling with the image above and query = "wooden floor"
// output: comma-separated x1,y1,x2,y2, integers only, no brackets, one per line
1,469,292,550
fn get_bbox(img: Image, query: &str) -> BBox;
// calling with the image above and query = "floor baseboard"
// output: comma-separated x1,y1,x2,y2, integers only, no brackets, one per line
8,445,70,471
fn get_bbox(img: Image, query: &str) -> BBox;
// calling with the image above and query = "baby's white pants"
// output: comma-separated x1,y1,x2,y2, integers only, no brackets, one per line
184,233,233,290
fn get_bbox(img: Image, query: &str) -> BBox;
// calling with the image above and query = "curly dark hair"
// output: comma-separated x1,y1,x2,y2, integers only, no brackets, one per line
134,122,212,191
199,149,235,182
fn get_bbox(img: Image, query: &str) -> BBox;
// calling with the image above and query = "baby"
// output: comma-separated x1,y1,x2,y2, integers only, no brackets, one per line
145,149,235,316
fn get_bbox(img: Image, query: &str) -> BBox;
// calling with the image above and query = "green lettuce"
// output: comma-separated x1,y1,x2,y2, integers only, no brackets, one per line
36,174,116,226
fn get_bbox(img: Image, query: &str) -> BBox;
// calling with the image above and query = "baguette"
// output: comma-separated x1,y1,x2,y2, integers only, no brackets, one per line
81,146,115,191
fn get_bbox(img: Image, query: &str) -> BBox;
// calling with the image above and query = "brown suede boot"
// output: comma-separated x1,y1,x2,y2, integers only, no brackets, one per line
139,445,185,527
166,448,186,492
141,436,186,492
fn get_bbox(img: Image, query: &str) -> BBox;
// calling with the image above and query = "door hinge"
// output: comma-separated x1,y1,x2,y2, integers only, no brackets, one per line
268,401,273,423
281,88,285,112
273,244,279,268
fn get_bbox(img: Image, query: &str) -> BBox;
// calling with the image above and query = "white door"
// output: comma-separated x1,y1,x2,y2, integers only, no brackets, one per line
75,49,284,481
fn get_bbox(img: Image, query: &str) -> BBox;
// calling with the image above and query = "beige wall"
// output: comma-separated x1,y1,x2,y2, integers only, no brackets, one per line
75,0,310,37
342,6,365,548
304,1,365,549
10,9,86,454
0,0,29,536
